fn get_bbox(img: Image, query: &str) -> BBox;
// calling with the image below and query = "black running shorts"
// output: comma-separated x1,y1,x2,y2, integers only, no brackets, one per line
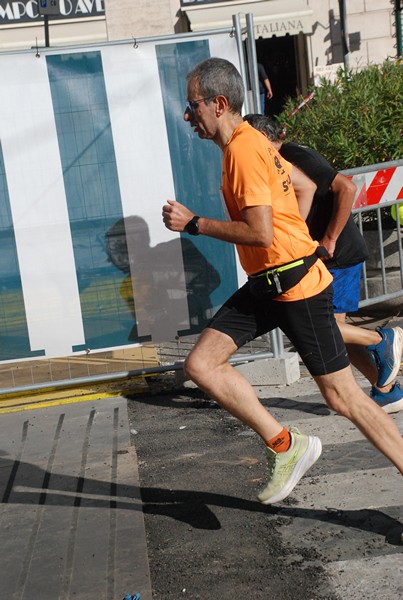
207,283,349,376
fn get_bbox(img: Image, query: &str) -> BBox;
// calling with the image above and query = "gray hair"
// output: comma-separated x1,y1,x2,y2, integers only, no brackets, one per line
186,57,244,114
243,114,280,142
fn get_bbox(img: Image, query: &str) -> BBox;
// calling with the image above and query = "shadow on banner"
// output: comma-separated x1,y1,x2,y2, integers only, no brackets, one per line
105,216,221,343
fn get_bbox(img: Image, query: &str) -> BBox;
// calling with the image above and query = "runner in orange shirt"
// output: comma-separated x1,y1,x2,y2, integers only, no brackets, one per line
220,118,331,299
162,57,403,505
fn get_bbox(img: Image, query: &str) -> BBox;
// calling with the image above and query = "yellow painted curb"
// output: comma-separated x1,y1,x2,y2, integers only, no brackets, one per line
0,392,126,414
0,378,150,414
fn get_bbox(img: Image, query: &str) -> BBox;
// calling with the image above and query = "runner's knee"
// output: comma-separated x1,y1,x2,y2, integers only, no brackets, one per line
315,368,357,417
183,351,211,383
183,354,198,381
321,388,352,418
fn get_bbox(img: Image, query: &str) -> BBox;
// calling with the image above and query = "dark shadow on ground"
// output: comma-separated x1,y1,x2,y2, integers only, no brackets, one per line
277,504,403,546
260,396,332,416
128,391,332,416
141,487,403,545
127,388,219,410
1,454,401,544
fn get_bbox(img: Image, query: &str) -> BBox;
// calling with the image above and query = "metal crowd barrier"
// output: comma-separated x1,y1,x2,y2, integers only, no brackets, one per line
343,159,403,309
1,201,402,397
354,199,403,308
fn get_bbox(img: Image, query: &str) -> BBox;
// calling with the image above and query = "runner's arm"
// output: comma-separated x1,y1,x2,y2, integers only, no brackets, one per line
290,165,316,220
320,173,357,257
162,200,273,247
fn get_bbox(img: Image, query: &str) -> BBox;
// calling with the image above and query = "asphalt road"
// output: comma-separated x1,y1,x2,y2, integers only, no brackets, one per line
128,366,403,600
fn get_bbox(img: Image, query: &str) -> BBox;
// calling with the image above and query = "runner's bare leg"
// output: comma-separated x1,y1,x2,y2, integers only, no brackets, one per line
184,327,283,441
315,366,403,473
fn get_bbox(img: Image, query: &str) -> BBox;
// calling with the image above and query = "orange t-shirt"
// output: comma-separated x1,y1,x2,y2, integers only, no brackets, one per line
221,121,332,301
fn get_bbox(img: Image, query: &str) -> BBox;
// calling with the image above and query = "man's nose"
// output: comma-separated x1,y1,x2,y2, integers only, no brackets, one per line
183,108,192,122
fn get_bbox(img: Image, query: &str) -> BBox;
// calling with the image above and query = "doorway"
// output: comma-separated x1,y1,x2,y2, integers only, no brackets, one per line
256,34,300,117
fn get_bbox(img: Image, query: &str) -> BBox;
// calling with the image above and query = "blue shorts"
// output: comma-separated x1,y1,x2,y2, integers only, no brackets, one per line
329,262,364,314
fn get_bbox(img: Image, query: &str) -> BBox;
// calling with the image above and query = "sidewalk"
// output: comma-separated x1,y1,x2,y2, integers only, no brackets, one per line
0,397,152,600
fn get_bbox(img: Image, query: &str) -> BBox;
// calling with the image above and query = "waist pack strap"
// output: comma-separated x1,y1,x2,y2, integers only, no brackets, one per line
250,246,327,279
249,246,329,296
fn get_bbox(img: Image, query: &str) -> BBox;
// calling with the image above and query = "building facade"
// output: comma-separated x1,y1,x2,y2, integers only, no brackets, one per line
0,0,399,112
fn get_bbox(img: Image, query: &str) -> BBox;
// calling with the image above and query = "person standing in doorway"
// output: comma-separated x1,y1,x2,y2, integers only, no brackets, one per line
258,62,273,115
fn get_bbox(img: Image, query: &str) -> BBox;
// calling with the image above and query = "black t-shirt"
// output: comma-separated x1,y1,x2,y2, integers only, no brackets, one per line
279,142,368,269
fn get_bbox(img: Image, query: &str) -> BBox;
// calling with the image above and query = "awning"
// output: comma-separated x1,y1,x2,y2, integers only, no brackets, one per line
185,0,314,39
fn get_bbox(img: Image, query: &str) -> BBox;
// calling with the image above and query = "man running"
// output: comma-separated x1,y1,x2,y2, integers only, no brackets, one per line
162,57,403,504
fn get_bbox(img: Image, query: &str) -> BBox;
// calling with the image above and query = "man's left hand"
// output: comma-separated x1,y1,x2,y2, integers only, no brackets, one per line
319,236,337,259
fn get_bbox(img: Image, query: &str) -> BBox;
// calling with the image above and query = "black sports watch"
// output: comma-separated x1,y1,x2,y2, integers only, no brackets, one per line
185,216,200,236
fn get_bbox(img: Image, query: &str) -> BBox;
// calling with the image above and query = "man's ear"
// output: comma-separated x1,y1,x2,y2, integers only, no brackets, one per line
214,94,228,116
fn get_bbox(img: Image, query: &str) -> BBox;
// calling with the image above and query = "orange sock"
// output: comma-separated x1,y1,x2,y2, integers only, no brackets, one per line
266,427,291,453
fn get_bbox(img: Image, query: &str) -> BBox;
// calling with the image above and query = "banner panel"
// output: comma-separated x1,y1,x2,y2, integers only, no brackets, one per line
0,32,241,362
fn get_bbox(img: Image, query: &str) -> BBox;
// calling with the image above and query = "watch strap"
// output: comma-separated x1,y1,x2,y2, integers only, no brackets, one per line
185,216,200,235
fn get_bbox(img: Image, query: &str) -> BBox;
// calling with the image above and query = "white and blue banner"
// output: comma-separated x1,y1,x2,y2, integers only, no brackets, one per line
0,33,243,362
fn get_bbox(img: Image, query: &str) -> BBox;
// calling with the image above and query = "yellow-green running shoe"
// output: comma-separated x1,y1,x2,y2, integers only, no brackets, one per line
258,427,322,505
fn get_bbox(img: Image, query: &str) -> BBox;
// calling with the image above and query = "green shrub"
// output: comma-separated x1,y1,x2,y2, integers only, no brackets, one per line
276,59,403,170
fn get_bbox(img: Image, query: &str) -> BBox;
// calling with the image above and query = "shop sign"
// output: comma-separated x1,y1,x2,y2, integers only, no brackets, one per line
255,18,305,37
0,0,105,24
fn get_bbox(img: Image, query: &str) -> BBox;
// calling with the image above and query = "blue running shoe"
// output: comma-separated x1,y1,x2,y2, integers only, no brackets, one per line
367,326,403,387
370,382,403,414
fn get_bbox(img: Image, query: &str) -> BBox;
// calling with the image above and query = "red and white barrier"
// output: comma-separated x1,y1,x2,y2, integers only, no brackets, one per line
349,164,403,208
